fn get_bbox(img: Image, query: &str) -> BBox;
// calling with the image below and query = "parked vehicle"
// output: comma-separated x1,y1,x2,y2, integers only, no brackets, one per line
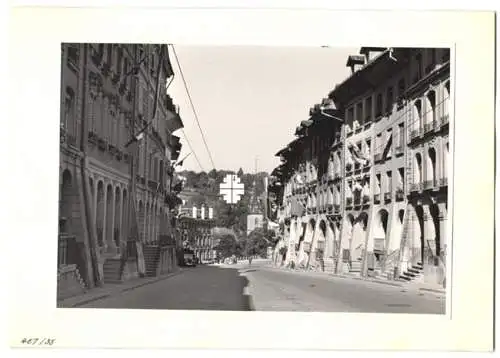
183,248,196,267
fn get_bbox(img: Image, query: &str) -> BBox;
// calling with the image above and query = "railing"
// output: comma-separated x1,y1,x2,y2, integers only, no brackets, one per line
424,122,434,134
346,197,353,207
439,177,448,187
395,145,404,156
410,183,422,192
395,189,405,201
433,119,441,131
409,128,421,142
373,194,381,203
423,180,436,190
334,204,340,213
362,195,370,204
381,249,400,279
384,192,392,202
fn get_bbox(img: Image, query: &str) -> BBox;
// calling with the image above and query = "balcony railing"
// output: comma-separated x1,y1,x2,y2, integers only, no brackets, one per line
441,114,449,126
362,195,370,204
395,145,404,156
439,177,448,187
423,180,436,190
334,204,340,213
346,197,353,207
373,194,381,204
409,128,421,142
384,192,392,202
424,122,434,134
410,183,422,192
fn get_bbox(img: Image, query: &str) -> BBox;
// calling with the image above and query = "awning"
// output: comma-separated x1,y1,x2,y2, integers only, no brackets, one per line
165,112,184,134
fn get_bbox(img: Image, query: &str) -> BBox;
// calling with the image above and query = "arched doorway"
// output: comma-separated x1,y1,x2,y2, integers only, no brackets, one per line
96,181,105,247
414,205,425,264
59,169,73,234
427,147,437,186
415,153,423,185
114,187,121,248
429,204,441,265
351,213,367,261
425,91,436,127
373,209,389,267
106,184,114,249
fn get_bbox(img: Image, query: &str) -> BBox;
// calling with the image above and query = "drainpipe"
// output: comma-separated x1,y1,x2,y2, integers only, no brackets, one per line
79,44,102,287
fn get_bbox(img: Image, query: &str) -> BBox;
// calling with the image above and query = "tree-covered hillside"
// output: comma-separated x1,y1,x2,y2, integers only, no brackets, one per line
176,168,269,235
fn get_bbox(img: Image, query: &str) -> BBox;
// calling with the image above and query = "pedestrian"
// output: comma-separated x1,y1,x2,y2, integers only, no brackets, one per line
248,256,253,266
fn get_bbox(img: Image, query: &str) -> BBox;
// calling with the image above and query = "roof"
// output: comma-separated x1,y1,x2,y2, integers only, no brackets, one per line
329,48,410,106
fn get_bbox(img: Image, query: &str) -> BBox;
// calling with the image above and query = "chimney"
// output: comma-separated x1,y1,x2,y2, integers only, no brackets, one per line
192,206,197,218
209,207,213,219
201,206,206,220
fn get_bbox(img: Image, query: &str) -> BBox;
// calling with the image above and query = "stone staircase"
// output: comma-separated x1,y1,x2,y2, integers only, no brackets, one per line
102,258,123,283
143,245,161,277
399,262,424,282
57,264,87,300
349,257,363,273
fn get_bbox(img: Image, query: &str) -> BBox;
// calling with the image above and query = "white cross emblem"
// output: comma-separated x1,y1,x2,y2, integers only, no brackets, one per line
219,174,245,204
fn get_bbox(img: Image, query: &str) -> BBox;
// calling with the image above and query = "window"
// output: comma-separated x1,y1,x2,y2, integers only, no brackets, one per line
397,123,405,148
415,53,423,82
398,78,406,98
67,45,79,72
365,96,372,122
386,171,392,192
386,86,394,114
64,87,75,137
376,93,383,118
375,133,382,155
356,102,363,127
365,139,371,157
347,107,354,131
398,168,405,189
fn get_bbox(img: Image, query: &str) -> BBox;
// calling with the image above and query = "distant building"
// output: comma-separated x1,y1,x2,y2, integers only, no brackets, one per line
246,180,264,235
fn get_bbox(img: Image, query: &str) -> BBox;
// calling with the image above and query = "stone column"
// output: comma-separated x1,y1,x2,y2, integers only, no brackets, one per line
423,204,436,264
93,180,98,229
102,186,108,250
108,187,116,252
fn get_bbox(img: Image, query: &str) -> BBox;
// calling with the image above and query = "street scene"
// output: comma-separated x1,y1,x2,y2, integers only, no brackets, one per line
58,44,449,314
74,259,444,313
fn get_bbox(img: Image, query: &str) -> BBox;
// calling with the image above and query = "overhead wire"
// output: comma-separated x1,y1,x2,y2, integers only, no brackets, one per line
170,44,217,172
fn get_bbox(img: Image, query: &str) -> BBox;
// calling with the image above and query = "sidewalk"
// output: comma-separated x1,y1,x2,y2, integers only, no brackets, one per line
265,264,446,297
57,269,184,308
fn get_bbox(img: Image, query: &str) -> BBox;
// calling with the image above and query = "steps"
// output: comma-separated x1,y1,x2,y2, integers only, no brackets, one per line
399,262,424,282
102,258,123,283
349,258,363,273
57,264,87,300
143,246,161,277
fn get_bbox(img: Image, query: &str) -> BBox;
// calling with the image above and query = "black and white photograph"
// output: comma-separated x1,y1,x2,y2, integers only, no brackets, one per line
7,6,494,353
57,44,450,314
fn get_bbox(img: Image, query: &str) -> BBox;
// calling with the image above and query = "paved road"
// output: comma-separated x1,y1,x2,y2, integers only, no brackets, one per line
82,261,445,314
83,265,251,310
239,263,445,314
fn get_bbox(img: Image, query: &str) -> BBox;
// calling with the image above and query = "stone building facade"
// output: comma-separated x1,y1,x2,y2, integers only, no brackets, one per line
271,47,450,287
58,43,184,298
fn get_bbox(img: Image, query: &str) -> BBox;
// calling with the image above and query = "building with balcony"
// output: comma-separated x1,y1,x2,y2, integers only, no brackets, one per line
328,47,449,286
271,98,343,272
58,43,184,299
401,48,450,286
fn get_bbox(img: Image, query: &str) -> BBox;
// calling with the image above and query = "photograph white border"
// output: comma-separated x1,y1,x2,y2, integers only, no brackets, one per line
6,7,494,351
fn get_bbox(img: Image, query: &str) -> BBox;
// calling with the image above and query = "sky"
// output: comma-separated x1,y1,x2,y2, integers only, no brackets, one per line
167,45,357,175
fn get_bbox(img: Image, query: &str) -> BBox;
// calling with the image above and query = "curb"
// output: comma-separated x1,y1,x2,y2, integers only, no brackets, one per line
60,269,185,308
419,287,446,295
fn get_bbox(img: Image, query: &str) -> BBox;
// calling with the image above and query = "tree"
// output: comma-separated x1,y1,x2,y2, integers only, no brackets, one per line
213,233,239,259
244,228,274,258
237,167,244,177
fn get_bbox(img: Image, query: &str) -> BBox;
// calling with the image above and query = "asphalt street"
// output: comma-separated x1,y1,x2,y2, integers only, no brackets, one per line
81,261,445,314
